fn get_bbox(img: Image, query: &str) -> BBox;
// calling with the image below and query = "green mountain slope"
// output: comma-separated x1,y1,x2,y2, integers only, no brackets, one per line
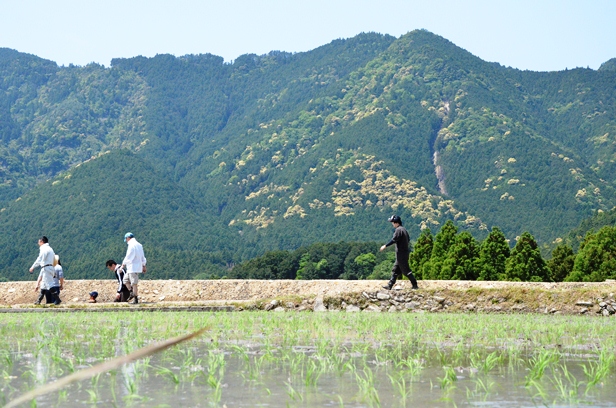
1,30,616,277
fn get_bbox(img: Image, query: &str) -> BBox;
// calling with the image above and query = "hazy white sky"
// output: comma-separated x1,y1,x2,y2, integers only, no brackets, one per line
1,0,614,72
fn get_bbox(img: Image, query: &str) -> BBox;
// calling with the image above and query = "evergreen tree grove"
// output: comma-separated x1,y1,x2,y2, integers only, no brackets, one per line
478,227,510,280
565,226,616,282
547,243,575,282
424,220,458,279
504,232,550,282
440,231,480,280
408,228,433,279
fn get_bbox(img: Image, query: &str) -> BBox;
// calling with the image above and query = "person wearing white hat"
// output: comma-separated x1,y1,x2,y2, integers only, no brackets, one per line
122,232,146,304
49,255,64,303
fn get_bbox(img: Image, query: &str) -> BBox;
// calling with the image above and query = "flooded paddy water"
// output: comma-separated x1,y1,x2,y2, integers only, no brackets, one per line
0,311,615,407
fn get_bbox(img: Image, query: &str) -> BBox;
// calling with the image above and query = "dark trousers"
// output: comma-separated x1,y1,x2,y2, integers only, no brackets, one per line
389,262,418,288
116,286,131,302
38,288,60,304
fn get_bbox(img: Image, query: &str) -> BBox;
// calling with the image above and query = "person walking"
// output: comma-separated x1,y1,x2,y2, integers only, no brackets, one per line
380,215,419,290
49,255,64,304
106,259,131,302
122,232,146,304
29,236,61,305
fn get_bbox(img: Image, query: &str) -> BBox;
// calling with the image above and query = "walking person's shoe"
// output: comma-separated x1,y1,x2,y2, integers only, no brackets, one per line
130,296,139,305
382,282,394,290
127,291,135,301
411,285,419,290
34,293,44,305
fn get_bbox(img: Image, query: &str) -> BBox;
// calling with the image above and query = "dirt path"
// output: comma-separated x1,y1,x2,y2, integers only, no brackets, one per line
1,279,615,315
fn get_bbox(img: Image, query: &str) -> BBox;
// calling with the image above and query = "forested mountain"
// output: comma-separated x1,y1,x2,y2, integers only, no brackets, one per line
1,30,616,281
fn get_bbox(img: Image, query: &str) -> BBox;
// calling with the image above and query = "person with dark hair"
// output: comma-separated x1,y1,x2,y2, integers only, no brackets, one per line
106,259,131,302
122,232,146,304
29,236,61,305
380,215,419,290
88,291,98,303
49,255,64,303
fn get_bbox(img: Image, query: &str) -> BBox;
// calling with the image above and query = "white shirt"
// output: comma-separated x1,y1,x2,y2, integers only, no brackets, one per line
31,243,55,269
32,243,56,289
123,238,146,273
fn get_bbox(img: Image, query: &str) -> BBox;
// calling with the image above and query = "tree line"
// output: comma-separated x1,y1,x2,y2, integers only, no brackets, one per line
229,220,616,282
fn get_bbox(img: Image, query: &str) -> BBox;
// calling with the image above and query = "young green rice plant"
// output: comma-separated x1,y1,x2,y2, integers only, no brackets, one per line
525,349,560,386
86,388,98,404
466,376,495,401
285,381,303,402
303,359,322,387
450,342,467,366
438,366,457,393
246,354,267,382
355,367,380,407
396,353,424,378
55,389,68,407
550,363,582,404
388,373,410,405
229,344,249,363
199,350,225,405
504,344,523,371
330,351,350,376
525,377,548,402
469,351,503,373
155,366,180,385
582,348,614,393
0,350,14,371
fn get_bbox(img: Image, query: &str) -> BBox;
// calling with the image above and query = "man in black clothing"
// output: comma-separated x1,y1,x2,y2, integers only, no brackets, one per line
380,215,419,290
106,259,131,302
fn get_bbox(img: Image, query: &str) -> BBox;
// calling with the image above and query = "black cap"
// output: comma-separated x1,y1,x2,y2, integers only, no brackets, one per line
388,215,402,224
89,291,98,298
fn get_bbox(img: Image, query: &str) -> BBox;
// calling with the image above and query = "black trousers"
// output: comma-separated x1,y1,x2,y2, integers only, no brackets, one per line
115,286,131,302
389,261,418,288
39,288,60,304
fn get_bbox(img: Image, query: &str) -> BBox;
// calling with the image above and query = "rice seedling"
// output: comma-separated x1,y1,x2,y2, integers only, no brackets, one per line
303,359,322,387
155,366,180,385
469,350,503,373
466,376,496,401
388,373,410,405
396,353,424,378
355,367,380,407
285,381,303,402
582,348,614,393
525,349,560,385
550,363,582,404
438,366,457,392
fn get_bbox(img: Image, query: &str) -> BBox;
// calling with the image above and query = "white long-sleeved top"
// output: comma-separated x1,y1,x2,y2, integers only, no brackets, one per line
123,238,146,273
31,243,55,269
31,243,56,290
114,264,126,292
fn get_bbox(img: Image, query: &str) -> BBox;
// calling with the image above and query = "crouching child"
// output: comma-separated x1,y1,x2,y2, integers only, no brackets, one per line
106,259,131,302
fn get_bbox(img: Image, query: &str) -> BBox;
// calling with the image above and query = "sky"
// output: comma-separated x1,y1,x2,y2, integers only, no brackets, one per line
1,0,615,72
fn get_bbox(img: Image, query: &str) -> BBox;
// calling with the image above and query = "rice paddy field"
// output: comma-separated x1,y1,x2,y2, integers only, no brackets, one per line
1,311,615,407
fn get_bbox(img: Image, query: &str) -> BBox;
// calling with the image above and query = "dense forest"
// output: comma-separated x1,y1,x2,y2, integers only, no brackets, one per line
1,30,616,281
